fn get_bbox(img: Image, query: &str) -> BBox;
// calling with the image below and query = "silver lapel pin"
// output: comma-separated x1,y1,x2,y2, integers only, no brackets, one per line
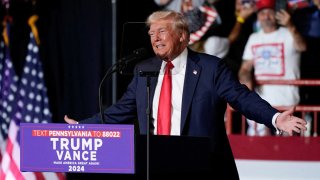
193,70,197,75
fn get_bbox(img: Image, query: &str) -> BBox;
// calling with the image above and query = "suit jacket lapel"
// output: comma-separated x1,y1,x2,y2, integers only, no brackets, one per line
181,50,201,133
149,57,162,108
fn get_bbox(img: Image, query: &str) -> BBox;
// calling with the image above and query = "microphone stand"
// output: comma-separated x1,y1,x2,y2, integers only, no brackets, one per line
98,47,148,124
139,71,159,180
146,75,151,180
98,62,126,124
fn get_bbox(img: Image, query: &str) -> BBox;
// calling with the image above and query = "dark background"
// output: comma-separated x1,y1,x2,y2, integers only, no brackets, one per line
0,0,237,124
0,0,159,124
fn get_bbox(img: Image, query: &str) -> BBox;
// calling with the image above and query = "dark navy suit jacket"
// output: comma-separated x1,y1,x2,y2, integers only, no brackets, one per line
81,49,278,179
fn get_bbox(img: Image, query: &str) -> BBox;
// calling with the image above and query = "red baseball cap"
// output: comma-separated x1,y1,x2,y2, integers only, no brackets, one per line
256,0,276,11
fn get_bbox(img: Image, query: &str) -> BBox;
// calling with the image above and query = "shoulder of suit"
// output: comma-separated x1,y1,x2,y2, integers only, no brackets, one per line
188,49,222,65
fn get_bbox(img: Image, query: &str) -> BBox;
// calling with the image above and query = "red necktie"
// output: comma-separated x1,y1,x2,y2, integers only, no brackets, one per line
157,61,174,135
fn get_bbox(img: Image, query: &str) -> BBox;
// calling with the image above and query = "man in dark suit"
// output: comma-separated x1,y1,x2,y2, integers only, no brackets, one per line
65,10,307,179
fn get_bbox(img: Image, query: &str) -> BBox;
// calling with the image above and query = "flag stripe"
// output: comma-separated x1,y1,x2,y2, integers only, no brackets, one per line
5,121,23,180
0,26,66,179
189,5,218,44
34,172,45,180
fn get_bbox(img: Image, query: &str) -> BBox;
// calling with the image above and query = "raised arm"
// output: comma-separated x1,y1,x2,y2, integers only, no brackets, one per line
228,3,256,44
276,9,306,52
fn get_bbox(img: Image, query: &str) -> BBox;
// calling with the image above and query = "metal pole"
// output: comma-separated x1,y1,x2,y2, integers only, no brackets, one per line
111,0,117,103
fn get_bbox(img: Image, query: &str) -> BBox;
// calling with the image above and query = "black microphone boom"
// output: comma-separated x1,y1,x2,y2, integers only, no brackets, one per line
98,47,148,123
118,47,148,65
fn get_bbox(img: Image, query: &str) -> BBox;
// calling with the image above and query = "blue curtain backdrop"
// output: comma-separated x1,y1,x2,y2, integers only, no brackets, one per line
0,0,159,125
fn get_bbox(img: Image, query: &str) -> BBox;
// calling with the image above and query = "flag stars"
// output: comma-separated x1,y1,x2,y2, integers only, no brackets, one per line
3,101,8,108
6,105,12,113
38,72,43,78
15,112,22,119
22,78,28,85
37,84,43,90
5,69,10,76
10,84,17,92
2,124,8,133
34,118,39,123
26,55,32,62
5,117,10,123
25,115,31,122
2,112,7,119
20,89,26,96
28,92,35,99
8,94,14,101
30,81,35,88
28,43,33,50
18,100,24,108
35,106,40,113
36,95,41,101
24,67,30,74
27,104,33,111
43,108,49,115
0,33,53,173
7,61,12,68
31,69,36,76
33,46,39,53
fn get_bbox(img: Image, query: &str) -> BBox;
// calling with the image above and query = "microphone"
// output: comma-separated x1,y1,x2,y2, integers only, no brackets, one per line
118,47,148,65
98,47,149,123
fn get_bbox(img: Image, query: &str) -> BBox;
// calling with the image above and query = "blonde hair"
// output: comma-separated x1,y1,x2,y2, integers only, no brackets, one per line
146,10,190,44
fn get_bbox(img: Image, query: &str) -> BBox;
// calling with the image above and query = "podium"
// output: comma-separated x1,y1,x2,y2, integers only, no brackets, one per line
67,135,213,179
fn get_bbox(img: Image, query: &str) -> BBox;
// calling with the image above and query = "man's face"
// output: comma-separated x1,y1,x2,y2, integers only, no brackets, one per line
148,19,186,61
257,8,277,30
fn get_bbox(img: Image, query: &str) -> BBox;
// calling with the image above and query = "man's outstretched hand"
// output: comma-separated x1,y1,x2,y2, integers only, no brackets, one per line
64,115,78,124
276,107,307,136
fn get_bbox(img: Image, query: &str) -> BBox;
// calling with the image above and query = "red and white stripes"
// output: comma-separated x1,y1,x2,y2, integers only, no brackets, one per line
0,120,65,180
0,120,23,180
189,5,218,45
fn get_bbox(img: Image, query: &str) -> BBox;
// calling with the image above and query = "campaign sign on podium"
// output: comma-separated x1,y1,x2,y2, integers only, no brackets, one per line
20,123,134,174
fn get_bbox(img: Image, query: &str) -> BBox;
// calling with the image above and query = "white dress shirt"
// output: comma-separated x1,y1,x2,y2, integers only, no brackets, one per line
152,49,188,135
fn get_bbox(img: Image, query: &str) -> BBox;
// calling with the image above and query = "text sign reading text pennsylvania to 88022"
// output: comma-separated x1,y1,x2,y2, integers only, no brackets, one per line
20,123,134,174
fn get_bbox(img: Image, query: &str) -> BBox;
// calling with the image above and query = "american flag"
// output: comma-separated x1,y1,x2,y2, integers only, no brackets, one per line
288,0,309,9
189,5,219,45
0,37,20,176
0,31,65,179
